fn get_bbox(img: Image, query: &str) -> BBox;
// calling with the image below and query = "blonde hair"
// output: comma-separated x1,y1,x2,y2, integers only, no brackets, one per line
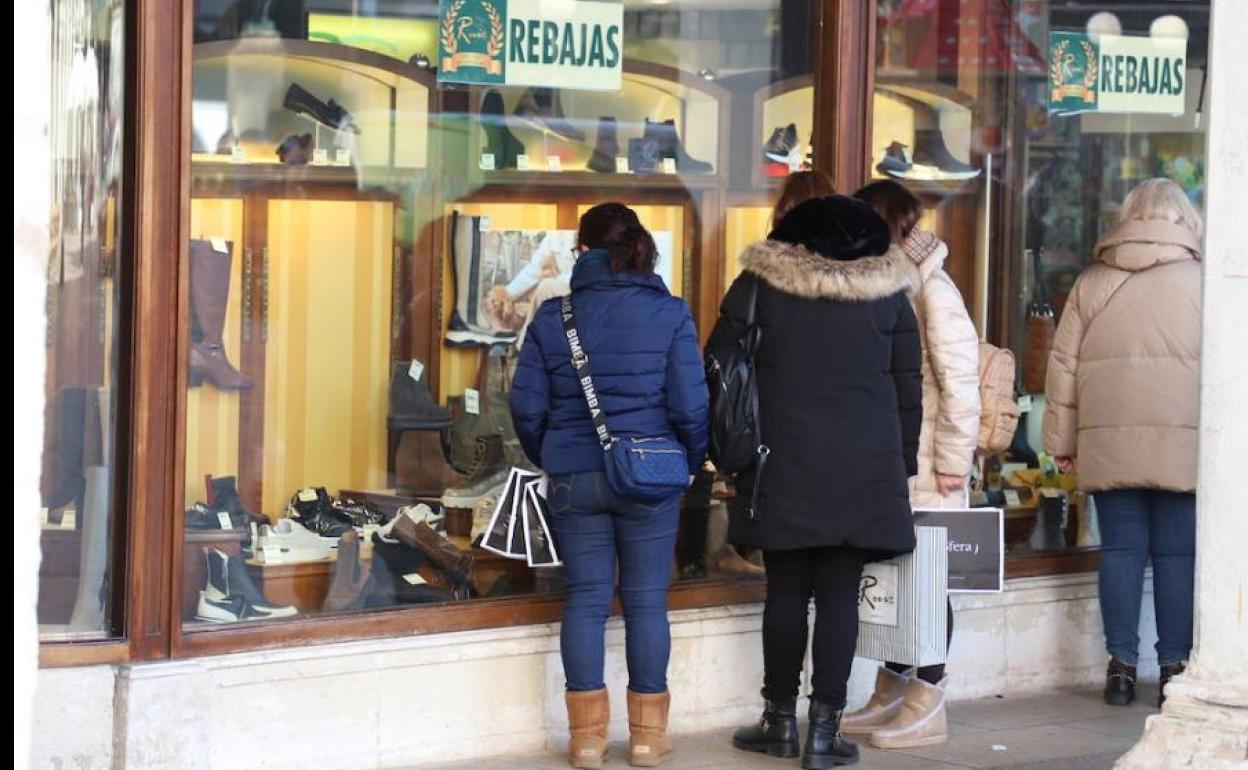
1120,178,1203,238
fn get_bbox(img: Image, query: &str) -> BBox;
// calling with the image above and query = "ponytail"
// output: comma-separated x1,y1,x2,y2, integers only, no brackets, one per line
577,203,658,274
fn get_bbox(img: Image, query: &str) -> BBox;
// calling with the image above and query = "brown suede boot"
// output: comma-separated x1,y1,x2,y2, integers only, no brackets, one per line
841,666,911,736
870,676,948,749
627,690,672,767
566,689,609,769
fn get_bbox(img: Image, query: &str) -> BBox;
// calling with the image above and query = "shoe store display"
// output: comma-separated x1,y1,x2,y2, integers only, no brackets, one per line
763,123,798,164
207,475,267,529
189,239,253,390
252,518,338,563
876,141,913,178
443,433,509,508
480,90,524,169
389,360,452,431
912,128,980,179
628,136,660,174
369,533,464,604
276,133,313,165
447,349,519,475
323,530,373,612
283,82,360,134
287,487,355,538
195,547,298,622
185,501,232,531
644,118,713,174
392,515,474,577
331,496,387,528
513,87,585,141
712,544,765,577
586,117,619,173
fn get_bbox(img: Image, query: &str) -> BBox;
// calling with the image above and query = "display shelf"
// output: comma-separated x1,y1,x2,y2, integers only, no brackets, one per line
467,169,723,192
190,159,421,190
750,75,815,190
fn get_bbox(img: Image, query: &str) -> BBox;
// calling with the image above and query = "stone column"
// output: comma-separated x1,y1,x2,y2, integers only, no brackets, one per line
1115,2,1248,768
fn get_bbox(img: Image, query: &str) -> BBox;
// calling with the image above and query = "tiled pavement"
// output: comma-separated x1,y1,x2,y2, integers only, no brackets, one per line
418,687,1158,770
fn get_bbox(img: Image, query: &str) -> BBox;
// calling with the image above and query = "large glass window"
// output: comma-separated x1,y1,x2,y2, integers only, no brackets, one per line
39,0,127,641
181,0,817,628
872,0,1210,564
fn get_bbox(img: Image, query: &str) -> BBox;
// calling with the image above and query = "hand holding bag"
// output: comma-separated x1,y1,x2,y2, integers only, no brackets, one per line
561,296,689,502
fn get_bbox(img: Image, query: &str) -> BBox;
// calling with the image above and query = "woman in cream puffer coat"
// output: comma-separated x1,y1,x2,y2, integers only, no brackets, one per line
846,180,981,751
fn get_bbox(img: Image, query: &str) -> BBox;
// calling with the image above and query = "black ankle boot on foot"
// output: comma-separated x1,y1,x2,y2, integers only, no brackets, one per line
1158,661,1186,707
732,698,799,758
802,700,858,769
1104,657,1137,706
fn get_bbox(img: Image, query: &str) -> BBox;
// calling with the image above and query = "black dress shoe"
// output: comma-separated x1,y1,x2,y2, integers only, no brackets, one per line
1104,657,1137,706
332,497,387,528
1159,661,1186,707
802,700,858,769
732,697,800,758
288,488,354,538
283,83,360,134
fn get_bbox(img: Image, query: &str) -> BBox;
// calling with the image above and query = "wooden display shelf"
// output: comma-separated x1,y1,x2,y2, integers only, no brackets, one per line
190,160,421,189
471,169,723,191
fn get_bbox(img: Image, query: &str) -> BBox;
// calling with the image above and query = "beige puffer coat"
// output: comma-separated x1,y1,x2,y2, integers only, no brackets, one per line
903,230,981,508
1042,219,1202,493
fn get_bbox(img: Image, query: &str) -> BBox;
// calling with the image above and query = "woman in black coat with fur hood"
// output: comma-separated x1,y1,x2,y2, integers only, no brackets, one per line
712,195,923,768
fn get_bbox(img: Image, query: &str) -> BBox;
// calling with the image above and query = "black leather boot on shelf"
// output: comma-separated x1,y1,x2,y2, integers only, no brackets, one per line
586,117,619,173
282,82,360,134
1104,657,1137,706
513,87,584,141
388,361,451,431
480,90,524,169
802,700,859,769
732,697,800,758
644,118,712,174
207,475,267,530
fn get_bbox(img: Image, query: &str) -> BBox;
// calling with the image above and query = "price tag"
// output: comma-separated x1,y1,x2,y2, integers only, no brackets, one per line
546,155,563,172
312,148,330,166
615,157,630,173
40,507,49,527
408,360,425,383
230,145,247,164
216,512,234,530
1017,394,1033,413
61,510,77,529
334,149,351,166
210,237,228,254
260,545,284,564
788,154,803,173
478,216,492,232
297,488,318,503
465,388,481,415
402,572,428,586
1003,489,1022,507
516,154,532,171
479,153,496,171
662,158,678,174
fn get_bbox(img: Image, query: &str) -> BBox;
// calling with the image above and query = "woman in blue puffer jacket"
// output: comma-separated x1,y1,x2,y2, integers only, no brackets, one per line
511,202,709,769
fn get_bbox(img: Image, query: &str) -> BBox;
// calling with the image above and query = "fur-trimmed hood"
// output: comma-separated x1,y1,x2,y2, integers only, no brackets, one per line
740,240,921,301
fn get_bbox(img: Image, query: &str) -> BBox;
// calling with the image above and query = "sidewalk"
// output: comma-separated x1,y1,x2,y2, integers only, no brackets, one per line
421,687,1156,770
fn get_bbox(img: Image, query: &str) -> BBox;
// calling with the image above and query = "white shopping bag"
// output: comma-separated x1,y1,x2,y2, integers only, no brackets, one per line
856,525,949,667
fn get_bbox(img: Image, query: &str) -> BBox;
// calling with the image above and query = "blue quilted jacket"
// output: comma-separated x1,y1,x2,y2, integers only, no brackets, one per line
510,249,709,476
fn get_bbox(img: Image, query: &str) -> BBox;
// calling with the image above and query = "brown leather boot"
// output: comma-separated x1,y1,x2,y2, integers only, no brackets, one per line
566,689,609,769
841,666,911,736
627,690,672,767
323,531,373,611
392,515,474,577
188,239,252,390
870,676,948,749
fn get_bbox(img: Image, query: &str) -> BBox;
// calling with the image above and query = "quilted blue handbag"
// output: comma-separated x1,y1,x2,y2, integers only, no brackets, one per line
560,296,689,502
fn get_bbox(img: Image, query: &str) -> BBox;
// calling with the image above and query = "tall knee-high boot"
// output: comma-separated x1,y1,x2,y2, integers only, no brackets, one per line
188,239,251,390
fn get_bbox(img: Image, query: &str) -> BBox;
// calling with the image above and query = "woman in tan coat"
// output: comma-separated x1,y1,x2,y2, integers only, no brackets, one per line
1044,178,1201,709
845,180,981,749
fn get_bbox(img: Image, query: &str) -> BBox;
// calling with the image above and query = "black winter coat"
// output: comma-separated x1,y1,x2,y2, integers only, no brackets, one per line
710,240,923,557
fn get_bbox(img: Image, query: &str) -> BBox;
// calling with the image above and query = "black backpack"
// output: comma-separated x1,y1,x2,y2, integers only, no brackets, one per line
704,274,769,517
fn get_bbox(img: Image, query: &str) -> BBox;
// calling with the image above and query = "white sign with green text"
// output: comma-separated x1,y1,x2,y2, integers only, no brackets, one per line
1050,31,1187,115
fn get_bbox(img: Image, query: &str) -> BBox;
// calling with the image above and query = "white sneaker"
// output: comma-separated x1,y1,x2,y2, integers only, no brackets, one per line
253,518,337,564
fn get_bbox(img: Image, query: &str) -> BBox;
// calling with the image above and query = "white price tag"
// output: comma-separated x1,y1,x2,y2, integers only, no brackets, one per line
40,507,49,526
61,510,77,529
464,388,481,415
312,148,330,166
297,488,318,503
479,153,496,171
217,512,234,530
1017,394,1033,413
1003,489,1023,507
260,545,284,564
478,216,492,232
546,155,563,172
516,154,532,171
661,157,677,175
402,572,428,586
210,237,228,254
408,360,425,383
230,145,247,164
788,154,803,173
615,157,630,173
334,149,351,166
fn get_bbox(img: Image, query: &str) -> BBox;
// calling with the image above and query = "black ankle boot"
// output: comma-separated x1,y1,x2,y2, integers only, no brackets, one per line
1158,661,1186,707
1104,657,1137,706
732,698,799,758
802,700,858,769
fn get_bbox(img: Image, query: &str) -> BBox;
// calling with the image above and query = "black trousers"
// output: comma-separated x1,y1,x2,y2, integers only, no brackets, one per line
762,546,868,708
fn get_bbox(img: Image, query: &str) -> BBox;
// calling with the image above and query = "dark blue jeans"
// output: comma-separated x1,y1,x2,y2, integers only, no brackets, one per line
548,471,680,694
1095,489,1196,666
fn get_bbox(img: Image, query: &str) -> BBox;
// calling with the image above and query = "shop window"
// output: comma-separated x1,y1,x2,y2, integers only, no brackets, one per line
180,0,815,630
38,0,128,641
871,0,1210,570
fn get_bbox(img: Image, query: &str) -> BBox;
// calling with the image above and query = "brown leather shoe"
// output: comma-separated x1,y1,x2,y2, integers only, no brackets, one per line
841,666,911,736
870,676,948,749
627,690,672,767
712,545,765,577
392,515,474,577
566,689,609,769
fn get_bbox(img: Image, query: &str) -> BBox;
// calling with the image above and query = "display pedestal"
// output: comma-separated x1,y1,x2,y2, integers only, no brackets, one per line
246,558,336,614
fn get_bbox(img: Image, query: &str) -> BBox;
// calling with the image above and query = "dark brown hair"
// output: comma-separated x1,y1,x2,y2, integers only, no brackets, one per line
577,202,658,274
854,180,923,243
773,170,835,225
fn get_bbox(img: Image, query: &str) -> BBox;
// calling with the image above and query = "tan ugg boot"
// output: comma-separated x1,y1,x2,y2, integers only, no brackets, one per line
566,689,609,769
870,676,948,749
627,690,672,767
840,666,912,736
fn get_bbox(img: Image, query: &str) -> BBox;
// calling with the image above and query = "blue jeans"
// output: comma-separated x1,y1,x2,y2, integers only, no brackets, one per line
548,471,680,694
1096,489,1196,666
